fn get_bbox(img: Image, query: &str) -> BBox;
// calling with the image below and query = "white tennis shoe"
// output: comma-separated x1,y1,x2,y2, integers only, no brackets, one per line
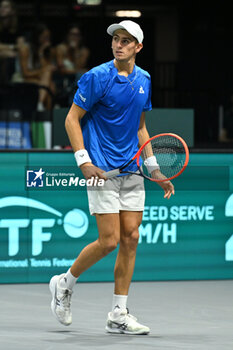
105,307,150,335
49,274,73,326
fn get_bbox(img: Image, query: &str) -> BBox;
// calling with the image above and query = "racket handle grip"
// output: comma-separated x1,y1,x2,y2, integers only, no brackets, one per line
103,169,120,178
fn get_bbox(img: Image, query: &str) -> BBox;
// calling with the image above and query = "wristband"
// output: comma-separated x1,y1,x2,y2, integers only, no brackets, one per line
74,149,92,167
144,156,160,173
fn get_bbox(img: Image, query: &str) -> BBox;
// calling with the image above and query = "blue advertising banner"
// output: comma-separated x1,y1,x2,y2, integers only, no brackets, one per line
0,122,32,149
0,152,233,283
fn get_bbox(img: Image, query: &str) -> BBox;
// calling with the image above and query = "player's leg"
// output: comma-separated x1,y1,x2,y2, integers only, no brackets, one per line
70,213,120,277
106,175,149,334
114,211,142,295
106,211,149,334
113,174,145,296
50,213,120,325
49,180,121,326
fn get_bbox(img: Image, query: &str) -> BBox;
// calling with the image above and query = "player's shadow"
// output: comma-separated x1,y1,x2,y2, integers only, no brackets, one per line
46,329,160,346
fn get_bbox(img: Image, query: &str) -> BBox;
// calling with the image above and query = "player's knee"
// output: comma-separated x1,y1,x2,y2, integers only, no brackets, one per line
129,230,140,248
99,238,118,255
121,229,139,250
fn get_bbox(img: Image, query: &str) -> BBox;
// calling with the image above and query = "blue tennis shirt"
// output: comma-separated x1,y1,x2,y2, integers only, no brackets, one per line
73,60,152,171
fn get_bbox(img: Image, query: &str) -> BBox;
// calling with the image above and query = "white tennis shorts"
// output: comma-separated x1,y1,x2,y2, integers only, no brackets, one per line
87,174,145,215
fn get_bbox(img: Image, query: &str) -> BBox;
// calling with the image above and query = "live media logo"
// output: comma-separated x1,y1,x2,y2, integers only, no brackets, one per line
26,168,44,187
25,167,104,190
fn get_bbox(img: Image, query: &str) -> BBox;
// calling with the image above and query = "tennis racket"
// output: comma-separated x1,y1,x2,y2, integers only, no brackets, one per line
103,133,189,182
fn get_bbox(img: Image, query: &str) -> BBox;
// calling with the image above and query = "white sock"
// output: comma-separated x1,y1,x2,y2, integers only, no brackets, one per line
112,294,128,312
59,268,77,290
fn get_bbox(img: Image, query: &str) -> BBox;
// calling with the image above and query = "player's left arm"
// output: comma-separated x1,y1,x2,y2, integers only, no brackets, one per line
137,112,175,199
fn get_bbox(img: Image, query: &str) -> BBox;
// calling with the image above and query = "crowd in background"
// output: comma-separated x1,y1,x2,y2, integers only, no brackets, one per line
1,0,233,144
0,0,90,110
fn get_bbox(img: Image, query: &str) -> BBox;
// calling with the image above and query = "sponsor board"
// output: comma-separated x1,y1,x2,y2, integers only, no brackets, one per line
0,152,233,282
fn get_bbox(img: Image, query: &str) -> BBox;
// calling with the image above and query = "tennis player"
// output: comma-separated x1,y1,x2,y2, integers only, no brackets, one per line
49,20,174,335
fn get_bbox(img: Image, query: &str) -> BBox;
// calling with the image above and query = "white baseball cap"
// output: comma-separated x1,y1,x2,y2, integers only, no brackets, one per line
107,20,144,43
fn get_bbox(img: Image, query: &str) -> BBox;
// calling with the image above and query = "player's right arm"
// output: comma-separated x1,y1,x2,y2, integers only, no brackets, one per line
65,103,106,180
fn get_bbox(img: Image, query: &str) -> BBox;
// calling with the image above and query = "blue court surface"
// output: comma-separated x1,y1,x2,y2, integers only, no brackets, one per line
1,280,233,350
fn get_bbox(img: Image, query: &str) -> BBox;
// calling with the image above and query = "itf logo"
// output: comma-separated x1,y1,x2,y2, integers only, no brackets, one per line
27,168,45,187
0,196,89,256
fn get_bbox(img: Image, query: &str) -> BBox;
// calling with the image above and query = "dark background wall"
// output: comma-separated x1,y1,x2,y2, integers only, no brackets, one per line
6,0,233,146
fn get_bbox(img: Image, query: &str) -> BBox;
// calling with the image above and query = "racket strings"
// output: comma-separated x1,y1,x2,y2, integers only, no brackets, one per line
141,135,187,179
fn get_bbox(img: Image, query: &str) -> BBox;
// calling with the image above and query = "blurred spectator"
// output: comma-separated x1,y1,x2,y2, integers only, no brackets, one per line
16,23,56,111
0,0,24,82
56,23,89,76
219,94,233,142
55,23,90,106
